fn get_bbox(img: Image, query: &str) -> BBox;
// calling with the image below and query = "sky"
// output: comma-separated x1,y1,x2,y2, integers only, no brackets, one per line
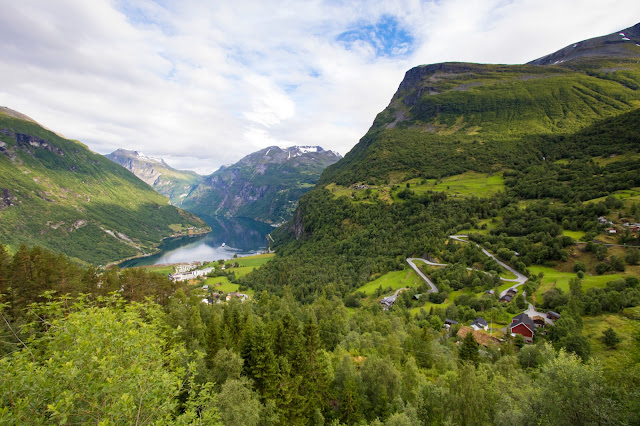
1,1,639,174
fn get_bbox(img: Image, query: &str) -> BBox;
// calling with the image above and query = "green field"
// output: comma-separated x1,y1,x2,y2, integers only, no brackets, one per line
356,269,422,296
204,276,254,295
562,230,586,240
408,171,505,198
584,187,640,205
235,253,275,267
583,314,638,372
531,265,624,299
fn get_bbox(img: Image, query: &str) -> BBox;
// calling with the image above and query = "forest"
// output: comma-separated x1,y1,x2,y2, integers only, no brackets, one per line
1,243,639,424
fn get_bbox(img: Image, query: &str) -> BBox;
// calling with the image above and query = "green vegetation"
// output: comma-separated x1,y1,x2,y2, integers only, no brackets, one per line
234,253,275,268
2,243,639,424
181,147,340,223
355,269,421,296
0,113,207,265
204,276,255,295
531,265,625,297
106,148,204,205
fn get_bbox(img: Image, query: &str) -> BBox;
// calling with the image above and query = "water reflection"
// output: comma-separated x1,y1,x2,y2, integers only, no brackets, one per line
120,216,274,267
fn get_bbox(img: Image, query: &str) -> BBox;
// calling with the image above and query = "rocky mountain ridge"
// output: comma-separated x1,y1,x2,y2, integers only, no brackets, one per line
106,149,203,204
179,145,341,223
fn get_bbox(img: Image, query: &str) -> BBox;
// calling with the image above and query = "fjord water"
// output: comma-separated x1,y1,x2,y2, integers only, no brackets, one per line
119,216,273,267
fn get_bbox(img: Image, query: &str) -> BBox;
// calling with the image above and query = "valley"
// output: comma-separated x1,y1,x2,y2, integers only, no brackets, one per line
1,16,640,426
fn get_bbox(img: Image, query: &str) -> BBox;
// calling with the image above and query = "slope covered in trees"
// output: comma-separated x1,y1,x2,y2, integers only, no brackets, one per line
1,245,639,424
0,110,208,265
244,24,640,301
180,146,341,224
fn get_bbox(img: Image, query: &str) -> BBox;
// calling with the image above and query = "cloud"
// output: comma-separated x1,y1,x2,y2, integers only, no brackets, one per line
1,0,640,174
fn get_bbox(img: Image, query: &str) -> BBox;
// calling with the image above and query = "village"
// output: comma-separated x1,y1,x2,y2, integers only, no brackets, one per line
167,260,250,305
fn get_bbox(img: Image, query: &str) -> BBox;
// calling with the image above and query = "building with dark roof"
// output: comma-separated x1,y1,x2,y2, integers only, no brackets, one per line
471,317,488,330
510,313,535,343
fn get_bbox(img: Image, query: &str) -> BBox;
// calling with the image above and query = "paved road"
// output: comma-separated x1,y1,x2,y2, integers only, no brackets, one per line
449,235,527,297
525,303,555,325
406,258,439,293
407,235,528,297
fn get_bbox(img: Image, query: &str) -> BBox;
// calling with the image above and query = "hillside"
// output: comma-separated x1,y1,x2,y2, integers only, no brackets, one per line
0,109,208,265
245,23,640,301
180,146,341,223
106,149,204,204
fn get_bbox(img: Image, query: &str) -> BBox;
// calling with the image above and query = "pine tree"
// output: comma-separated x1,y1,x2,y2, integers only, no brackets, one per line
459,331,479,364
0,244,11,301
206,312,222,366
249,322,278,401
601,327,621,349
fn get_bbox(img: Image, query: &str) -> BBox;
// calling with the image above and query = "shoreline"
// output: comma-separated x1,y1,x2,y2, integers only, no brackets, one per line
106,229,210,269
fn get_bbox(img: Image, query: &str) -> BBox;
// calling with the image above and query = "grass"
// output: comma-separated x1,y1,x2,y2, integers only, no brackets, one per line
562,230,586,240
326,172,505,205
582,314,638,372
584,187,640,205
356,269,422,296
592,153,640,166
530,265,624,299
204,276,254,295
142,265,174,276
235,253,275,267
407,171,505,198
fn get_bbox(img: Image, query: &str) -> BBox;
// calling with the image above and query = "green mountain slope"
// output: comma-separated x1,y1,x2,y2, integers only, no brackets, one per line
180,146,341,224
106,149,204,205
244,23,640,301
0,109,208,265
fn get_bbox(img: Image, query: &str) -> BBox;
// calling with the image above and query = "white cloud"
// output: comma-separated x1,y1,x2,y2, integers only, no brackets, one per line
1,0,639,174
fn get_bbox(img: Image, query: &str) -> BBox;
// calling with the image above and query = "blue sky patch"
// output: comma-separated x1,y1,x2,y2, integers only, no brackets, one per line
337,15,414,57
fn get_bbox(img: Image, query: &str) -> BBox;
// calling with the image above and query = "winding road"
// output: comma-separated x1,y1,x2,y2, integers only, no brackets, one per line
406,235,528,297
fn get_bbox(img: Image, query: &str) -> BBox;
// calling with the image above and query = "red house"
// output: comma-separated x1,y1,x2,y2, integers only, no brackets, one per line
510,313,535,343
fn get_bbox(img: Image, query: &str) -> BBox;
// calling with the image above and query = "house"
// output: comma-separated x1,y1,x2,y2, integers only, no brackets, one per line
380,295,397,310
532,315,547,327
471,317,488,331
170,266,214,282
547,311,561,321
225,292,249,302
175,263,192,273
510,313,535,343
598,216,612,225
444,319,458,329
485,289,495,296
500,294,513,303
606,227,617,234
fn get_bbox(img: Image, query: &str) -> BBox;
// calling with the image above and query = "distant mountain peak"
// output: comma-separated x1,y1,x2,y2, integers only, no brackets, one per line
180,145,341,223
0,106,38,123
111,148,167,166
106,149,203,204
528,21,640,65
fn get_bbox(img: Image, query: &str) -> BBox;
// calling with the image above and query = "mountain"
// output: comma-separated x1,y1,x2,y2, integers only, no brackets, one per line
244,22,640,300
106,149,204,204
179,146,341,224
0,108,208,265
528,22,640,65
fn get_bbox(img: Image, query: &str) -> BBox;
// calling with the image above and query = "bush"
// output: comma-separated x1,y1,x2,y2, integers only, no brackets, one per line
428,292,447,304
595,262,611,275
573,261,586,273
